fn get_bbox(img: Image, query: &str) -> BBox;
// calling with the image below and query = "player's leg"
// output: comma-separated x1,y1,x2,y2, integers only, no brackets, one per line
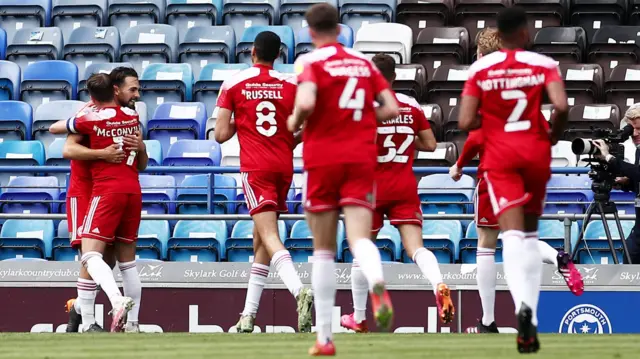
307,209,339,355
340,206,386,333
467,181,501,333
80,195,126,314
485,171,539,352
65,197,89,332
243,172,313,332
399,222,454,323
236,228,269,333
340,163,392,331
468,226,500,334
304,167,338,355
114,193,143,333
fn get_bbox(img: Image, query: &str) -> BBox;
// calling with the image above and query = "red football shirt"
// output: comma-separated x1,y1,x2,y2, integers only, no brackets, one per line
462,49,561,170
217,64,296,173
67,106,141,195
66,102,97,197
376,92,430,201
294,43,390,169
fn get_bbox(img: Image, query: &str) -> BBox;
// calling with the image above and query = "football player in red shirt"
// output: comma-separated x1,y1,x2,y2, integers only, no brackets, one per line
287,4,399,355
452,28,583,335
340,54,454,333
50,67,145,333
215,31,313,334
65,73,148,333
458,9,569,352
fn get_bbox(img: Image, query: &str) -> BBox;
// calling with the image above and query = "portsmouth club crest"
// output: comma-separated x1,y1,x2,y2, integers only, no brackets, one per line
559,304,612,334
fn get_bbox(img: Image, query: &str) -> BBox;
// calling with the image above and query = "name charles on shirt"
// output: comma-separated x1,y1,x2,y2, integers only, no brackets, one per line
381,108,415,125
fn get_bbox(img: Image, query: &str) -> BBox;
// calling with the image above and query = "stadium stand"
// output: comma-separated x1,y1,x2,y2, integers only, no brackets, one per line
2,0,640,265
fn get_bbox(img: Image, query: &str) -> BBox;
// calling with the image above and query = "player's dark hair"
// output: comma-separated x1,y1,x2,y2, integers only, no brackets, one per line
87,73,114,103
305,3,339,34
110,67,139,87
254,31,281,63
497,7,528,36
372,54,395,83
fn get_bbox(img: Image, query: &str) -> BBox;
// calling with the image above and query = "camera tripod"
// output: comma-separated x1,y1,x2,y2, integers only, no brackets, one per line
570,194,633,264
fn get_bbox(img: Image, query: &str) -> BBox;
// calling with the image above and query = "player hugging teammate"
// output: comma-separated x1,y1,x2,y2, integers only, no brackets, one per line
50,68,147,333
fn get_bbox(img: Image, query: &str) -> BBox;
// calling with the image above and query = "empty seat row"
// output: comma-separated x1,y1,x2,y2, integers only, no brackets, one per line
1,217,630,264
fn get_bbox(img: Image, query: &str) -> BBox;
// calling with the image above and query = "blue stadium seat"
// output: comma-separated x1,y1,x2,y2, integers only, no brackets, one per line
166,0,223,42
140,64,195,120
120,24,179,75
280,0,337,41
227,220,287,262
609,190,635,215
274,64,294,76
545,175,592,215
343,221,401,262
139,175,176,215
137,220,170,260
163,139,221,167
0,140,45,189
295,24,353,59
108,0,166,38
63,26,121,80
0,61,20,100
460,221,502,264
169,220,227,262
147,102,206,160
52,0,109,42
418,174,474,215
222,0,279,42
0,219,53,260
78,62,134,101
20,61,78,111
144,139,163,166
176,174,237,214
6,27,63,73
286,220,343,262
577,220,634,264
0,0,52,47
539,220,580,252
33,100,85,151
0,176,60,215
409,220,461,264
194,63,249,117
52,220,76,261
236,26,295,65
45,138,69,187
339,0,396,36
0,100,31,141
0,28,6,60
178,26,236,80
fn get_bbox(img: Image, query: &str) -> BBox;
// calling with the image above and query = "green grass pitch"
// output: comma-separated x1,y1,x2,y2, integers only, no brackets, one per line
0,333,636,359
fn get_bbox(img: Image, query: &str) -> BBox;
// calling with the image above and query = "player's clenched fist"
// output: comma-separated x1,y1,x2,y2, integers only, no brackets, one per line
287,114,300,133
101,144,125,163
122,132,145,152
449,164,463,182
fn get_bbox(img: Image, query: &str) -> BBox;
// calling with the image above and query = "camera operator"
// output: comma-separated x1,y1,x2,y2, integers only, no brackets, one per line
593,104,640,263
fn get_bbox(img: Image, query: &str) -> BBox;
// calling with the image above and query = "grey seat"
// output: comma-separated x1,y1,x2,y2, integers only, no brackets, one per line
166,0,221,42
33,100,85,155
6,27,63,74
52,0,108,43
120,24,179,75
63,26,120,80
222,0,279,42
108,0,166,38
0,0,50,46
178,26,235,79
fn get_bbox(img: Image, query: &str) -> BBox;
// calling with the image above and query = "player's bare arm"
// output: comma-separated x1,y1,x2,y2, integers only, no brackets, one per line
458,95,481,131
374,89,400,123
49,119,68,134
546,81,570,145
63,134,125,163
414,128,437,152
213,108,237,143
288,82,317,133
